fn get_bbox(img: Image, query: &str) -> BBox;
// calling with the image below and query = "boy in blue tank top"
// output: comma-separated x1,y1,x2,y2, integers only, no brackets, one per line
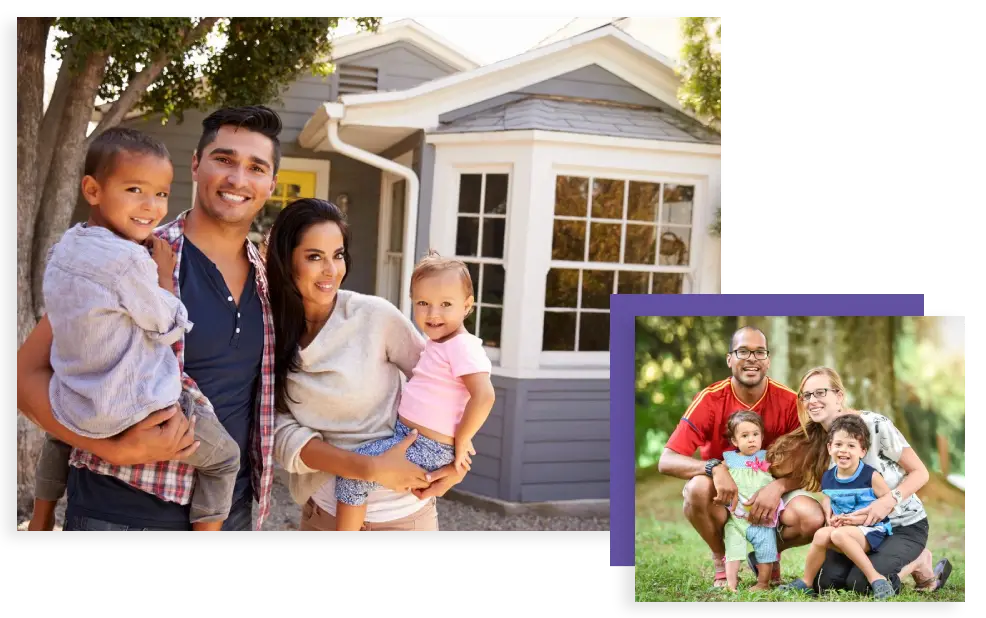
780,414,895,599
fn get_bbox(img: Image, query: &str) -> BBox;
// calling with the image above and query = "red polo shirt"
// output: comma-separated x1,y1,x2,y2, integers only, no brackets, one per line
665,377,801,461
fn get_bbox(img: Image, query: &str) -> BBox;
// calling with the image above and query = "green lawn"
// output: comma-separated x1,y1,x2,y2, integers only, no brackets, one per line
635,474,965,602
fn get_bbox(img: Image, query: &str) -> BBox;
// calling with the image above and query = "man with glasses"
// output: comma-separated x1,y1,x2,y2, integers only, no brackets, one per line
658,326,825,588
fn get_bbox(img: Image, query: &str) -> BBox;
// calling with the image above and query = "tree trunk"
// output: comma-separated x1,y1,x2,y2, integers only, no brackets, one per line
34,35,77,216
31,49,109,317
16,17,52,512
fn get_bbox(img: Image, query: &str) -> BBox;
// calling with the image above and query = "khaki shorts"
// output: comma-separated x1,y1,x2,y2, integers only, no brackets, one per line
299,497,439,531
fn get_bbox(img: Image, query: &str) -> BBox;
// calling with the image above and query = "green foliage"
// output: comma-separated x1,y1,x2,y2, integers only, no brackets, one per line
51,17,381,124
677,17,721,126
895,317,966,475
635,316,737,467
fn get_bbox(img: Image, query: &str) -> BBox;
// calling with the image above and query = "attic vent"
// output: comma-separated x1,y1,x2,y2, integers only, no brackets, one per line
338,65,379,95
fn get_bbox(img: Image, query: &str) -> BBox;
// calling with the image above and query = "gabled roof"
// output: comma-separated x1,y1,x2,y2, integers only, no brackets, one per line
328,18,481,72
339,24,676,109
299,24,688,139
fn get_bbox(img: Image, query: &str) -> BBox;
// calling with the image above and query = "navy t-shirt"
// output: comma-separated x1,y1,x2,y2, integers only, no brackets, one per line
65,237,264,529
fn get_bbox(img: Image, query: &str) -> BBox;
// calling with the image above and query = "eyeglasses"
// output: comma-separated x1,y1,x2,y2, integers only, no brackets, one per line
731,348,769,360
800,388,838,402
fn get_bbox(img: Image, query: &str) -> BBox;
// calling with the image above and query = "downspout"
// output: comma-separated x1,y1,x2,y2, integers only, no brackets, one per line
322,107,419,317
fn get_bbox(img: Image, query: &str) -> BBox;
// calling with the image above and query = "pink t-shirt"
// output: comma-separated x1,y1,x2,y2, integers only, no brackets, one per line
397,333,492,437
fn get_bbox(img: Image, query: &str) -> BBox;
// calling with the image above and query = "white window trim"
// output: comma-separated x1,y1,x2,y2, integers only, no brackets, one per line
189,156,331,207
438,164,514,360
376,151,414,301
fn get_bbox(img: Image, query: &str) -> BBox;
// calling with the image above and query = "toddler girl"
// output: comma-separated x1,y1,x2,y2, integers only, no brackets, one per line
333,252,495,530
722,410,783,591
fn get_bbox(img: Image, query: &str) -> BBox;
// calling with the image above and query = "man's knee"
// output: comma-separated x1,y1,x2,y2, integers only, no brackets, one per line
783,496,825,536
844,567,874,594
682,475,714,510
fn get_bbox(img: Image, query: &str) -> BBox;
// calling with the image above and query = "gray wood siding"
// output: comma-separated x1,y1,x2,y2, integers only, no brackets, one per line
458,376,610,503
334,41,461,94
519,380,610,502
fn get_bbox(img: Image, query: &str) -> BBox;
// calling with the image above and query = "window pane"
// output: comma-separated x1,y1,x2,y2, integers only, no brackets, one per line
465,262,480,296
617,271,649,294
653,273,684,294
458,174,482,214
455,217,479,257
582,270,614,309
482,264,505,305
545,268,578,308
551,219,586,261
591,178,624,219
542,311,576,351
579,313,610,351
272,184,284,198
554,176,588,217
627,181,660,222
624,224,657,265
587,222,620,263
659,226,691,266
479,307,502,348
286,183,301,198
464,310,477,335
662,184,694,225
481,218,506,258
484,174,509,214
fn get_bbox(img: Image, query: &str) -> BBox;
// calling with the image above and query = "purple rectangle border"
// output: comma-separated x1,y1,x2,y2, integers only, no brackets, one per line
609,294,925,567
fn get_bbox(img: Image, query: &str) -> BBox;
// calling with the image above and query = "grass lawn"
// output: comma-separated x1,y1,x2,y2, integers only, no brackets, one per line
635,473,965,602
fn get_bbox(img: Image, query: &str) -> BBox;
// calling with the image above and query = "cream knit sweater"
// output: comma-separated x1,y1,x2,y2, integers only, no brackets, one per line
273,290,425,506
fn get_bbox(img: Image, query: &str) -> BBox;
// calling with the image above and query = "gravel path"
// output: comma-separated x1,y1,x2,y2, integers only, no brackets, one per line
17,474,609,532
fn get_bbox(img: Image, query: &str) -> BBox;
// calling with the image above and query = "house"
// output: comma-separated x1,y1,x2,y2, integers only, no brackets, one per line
107,18,721,505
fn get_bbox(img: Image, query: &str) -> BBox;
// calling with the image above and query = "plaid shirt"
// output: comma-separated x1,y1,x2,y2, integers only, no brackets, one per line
68,210,276,530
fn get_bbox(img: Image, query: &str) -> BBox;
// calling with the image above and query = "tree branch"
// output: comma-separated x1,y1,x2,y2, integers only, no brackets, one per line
89,17,219,140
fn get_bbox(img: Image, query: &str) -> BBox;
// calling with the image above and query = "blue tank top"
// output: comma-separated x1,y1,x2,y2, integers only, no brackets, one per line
821,461,892,535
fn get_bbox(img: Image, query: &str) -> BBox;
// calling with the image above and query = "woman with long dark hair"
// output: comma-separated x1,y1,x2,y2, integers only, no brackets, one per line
768,367,952,595
267,198,466,530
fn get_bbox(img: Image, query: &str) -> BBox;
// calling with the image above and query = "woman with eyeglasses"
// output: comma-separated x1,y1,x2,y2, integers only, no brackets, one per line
767,366,952,597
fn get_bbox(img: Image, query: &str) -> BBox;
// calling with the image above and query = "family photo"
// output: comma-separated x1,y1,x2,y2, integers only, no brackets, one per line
634,316,965,601
16,16,731,532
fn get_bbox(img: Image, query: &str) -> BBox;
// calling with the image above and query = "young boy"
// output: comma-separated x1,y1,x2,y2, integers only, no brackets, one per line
333,252,496,530
29,127,240,532
780,414,895,598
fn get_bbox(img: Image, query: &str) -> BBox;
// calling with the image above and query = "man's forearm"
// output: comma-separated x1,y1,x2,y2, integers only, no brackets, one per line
657,448,710,479
18,366,121,461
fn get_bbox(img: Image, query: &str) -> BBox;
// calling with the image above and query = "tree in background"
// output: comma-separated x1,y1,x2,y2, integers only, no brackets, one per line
677,17,720,237
16,17,379,506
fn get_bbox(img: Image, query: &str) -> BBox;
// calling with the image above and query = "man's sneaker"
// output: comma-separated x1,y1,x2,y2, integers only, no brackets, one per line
778,579,816,595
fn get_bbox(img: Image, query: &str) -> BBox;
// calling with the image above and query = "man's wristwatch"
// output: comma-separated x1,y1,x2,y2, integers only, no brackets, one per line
705,458,723,477
891,489,904,505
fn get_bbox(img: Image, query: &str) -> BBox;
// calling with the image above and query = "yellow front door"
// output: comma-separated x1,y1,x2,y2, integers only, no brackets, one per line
249,170,318,244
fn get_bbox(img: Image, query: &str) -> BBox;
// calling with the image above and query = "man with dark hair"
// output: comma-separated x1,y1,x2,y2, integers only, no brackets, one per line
18,105,444,530
658,325,825,586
